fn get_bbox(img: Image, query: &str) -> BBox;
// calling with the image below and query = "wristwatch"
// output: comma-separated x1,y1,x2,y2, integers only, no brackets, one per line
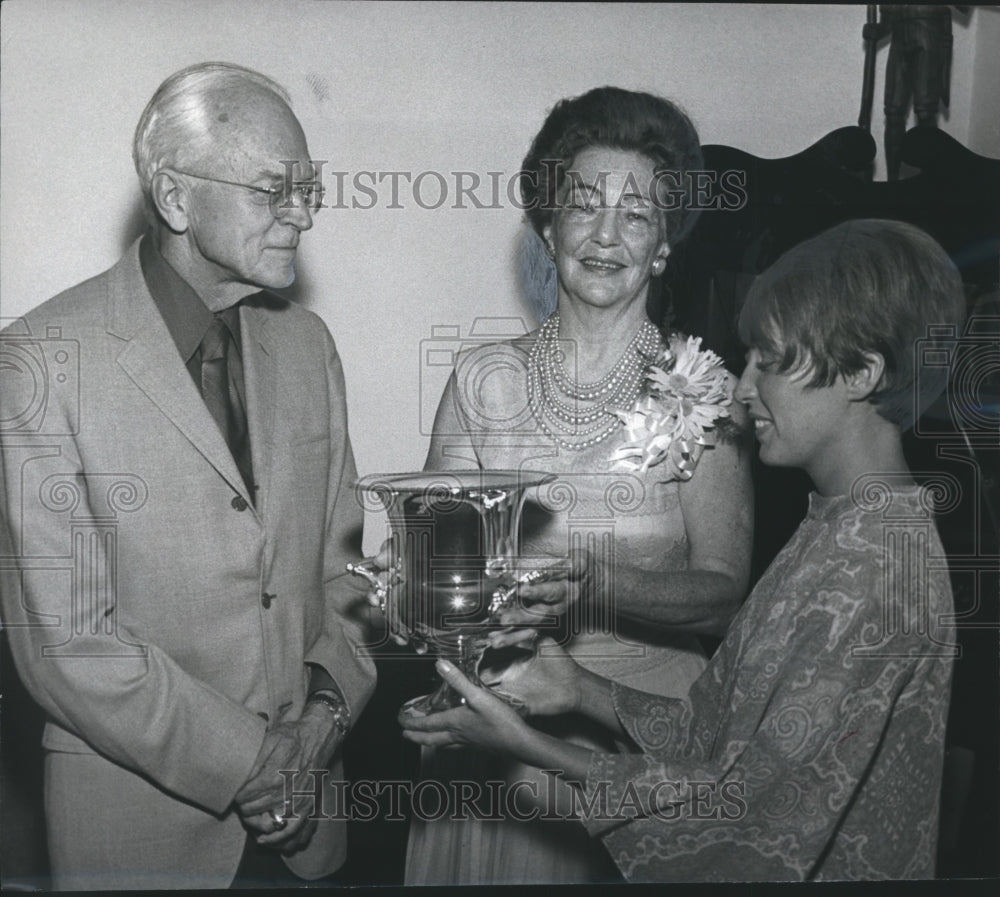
306,688,351,738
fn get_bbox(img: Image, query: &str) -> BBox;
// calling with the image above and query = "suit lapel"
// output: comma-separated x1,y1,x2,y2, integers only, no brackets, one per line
106,241,254,504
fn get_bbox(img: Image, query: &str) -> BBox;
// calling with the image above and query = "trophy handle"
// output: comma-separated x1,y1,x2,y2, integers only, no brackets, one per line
346,560,388,612
487,567,550,617
347,558,422,649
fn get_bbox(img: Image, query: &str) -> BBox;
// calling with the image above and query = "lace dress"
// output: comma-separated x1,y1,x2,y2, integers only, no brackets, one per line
405,336,715,884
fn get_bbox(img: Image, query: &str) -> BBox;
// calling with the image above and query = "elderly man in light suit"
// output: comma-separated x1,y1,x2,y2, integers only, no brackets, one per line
0,63,375,889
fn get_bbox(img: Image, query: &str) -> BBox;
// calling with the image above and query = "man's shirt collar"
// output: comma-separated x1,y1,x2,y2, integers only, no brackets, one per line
139,233,243,362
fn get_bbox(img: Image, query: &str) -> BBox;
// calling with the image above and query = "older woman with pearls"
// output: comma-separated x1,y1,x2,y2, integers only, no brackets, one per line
407,86,753,885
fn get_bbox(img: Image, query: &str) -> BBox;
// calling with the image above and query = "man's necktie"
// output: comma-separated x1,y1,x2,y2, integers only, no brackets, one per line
200,310,254,499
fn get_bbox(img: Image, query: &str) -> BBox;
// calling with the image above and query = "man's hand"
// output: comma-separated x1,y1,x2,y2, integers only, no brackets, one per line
241,808,318,855
235,704,343,852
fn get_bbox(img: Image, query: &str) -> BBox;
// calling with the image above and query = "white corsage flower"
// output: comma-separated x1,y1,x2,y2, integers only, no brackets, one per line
609,335,733,480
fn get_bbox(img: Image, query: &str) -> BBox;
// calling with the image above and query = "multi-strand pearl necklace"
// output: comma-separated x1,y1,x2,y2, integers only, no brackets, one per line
527,313,662,451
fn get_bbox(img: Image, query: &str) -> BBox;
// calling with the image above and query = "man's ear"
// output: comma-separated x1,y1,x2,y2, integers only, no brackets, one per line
846,351,886,402
150,170,191,234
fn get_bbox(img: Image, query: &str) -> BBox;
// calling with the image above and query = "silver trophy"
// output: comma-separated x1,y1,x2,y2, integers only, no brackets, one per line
348,470,553,714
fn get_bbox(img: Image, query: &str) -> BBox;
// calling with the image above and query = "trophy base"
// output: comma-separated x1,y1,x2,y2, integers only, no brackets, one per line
401,682,526,717
400,632,529,717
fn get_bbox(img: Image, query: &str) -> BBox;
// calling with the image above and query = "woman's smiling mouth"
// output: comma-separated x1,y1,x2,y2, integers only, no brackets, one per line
579,257,625,273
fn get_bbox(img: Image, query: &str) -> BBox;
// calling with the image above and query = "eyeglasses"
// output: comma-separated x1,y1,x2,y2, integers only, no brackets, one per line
171,169,325,216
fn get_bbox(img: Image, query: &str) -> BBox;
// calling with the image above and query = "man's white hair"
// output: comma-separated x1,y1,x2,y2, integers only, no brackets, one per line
132,62,291,193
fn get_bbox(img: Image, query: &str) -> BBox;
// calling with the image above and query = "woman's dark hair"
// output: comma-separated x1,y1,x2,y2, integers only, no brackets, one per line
519,86,703,247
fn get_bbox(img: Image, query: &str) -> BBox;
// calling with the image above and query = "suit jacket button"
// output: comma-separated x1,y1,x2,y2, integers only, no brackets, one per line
232,495,249,512
262,592,275,609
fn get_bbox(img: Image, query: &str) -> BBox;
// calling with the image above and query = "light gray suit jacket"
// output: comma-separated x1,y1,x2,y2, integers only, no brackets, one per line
0,239,376,889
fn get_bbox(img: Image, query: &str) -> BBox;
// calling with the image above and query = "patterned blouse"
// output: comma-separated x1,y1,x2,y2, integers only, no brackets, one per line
580,482,955,881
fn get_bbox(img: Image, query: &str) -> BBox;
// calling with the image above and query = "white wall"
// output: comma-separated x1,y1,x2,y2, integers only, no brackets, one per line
1,1,994,550
969,6,1000,157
